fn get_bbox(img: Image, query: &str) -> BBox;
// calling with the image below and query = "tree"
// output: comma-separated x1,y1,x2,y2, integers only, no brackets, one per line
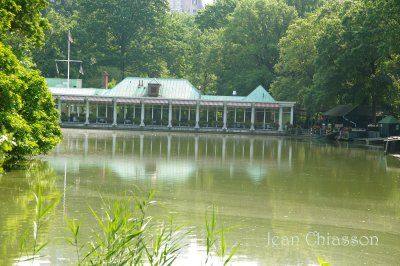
195,0,239,31
187,28,223,94
313,0,400,121
134,13,195,79
270,1,342,113
270,14,319,106
216,0,298,95
32,8,74,78
0,0,50,58
284,0,325,17
75,0,169,81
0,0,61,167
272,0,400,119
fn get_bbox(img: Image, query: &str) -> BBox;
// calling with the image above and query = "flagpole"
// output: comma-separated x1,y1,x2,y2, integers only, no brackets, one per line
67,30,70,89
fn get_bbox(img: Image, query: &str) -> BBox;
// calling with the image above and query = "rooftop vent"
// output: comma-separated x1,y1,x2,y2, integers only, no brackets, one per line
232,90,237,96
148,80,161,97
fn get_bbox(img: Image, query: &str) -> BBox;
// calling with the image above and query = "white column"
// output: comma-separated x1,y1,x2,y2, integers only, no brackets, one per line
96,104,99,122
112,100,117,126
290,106,294,125
195,101,200,129
278,106,283,131
168,100,172,128
140,100,145,127
85,99,90,125
179,107,182,125
250,103,255,131
263,109,266,129
222,103,227,130
57,98,62,123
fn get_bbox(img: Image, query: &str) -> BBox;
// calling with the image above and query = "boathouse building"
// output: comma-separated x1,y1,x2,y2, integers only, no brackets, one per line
49,77,295,132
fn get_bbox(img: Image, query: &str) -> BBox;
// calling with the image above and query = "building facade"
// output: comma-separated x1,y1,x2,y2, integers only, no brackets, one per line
169,0,204,15
48,77,295,132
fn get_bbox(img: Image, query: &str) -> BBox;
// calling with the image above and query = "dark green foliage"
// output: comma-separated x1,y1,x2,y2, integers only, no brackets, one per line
27,0,400,121
75,0,169,83
0,0,50,58
285,0,325,17
195,0,239,30
272,0,400,118
0,1,61,167
216,0,298,95
0,43,61,161
32,8,73,79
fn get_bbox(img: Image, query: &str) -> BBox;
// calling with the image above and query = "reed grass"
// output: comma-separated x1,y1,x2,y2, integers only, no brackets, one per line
17,185,336,266
204,206,239,266
317,257,331,266
17,186,61,263
20,188,240,265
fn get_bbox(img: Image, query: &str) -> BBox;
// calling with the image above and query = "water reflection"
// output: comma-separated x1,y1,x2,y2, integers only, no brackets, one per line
0,161,61,265
52,131,296,185
2,129,399,265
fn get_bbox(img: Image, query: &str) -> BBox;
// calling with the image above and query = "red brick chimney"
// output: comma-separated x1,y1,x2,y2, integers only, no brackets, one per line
102,71,109,89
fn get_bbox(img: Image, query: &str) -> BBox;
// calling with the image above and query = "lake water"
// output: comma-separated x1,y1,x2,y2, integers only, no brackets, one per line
0,129,399,265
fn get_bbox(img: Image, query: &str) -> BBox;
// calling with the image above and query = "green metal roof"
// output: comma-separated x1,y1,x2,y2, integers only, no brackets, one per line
46,78,82,88
245,85,275,102
49,87,107,96
378,116,400,124
104,77,201,99
201,95,246,101
201,86,275,102
48,77,279,103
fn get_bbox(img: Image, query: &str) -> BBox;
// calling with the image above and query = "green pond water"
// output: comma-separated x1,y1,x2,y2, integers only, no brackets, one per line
0,129,399,265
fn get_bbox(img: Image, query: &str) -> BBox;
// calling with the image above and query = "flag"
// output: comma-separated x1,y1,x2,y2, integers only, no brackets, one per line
79,65,84,75
68,31,74,43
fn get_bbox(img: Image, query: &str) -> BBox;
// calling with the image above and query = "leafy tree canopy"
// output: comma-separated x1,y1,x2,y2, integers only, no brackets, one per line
73,0,169,83
216,0,297,95
284,0,325,17
272,0,400,120
195,0,239,30
0,0,61,169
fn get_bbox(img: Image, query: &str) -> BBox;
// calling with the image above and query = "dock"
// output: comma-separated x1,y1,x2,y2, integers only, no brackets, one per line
353,138,384,146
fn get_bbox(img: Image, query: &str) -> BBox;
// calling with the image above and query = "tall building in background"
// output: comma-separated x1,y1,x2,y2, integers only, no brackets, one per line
169,0,204,15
